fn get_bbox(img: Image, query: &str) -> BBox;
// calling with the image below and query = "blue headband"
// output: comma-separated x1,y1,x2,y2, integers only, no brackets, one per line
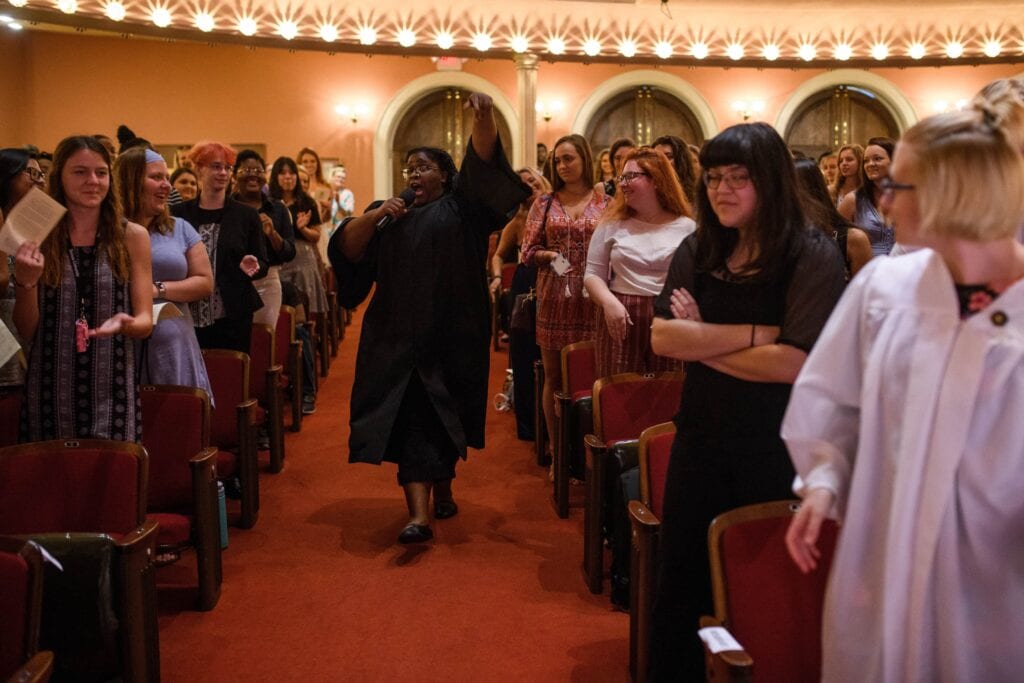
144,149,164,165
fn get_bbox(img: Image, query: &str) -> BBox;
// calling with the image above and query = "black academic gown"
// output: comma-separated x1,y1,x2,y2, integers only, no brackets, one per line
328,140,529,465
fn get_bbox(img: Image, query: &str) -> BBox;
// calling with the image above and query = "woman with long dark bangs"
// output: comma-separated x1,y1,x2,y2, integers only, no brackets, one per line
647,122,846,680
14,135,153,443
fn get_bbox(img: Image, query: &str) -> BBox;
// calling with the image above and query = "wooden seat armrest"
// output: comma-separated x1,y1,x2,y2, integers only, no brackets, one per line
264,365,285,474
553,391,570,418
628,499,661,530
188,446,222,611
583,433,608,594
699,616,753,682
114,518,161,683
8,650,54,683
234,399,260,530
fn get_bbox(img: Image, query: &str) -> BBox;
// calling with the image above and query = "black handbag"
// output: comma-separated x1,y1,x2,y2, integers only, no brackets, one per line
509,288,536,334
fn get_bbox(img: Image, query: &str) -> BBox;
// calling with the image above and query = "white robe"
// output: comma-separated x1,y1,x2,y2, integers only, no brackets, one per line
782,249,1024,682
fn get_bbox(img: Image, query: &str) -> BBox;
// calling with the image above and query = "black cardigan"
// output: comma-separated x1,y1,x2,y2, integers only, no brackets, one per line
172,196,269,317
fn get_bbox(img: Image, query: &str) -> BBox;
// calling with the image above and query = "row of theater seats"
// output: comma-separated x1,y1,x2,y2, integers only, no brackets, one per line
527,343,840,683
0,272,350,683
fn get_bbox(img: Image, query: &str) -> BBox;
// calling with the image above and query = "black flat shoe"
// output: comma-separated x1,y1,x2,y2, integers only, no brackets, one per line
398,523,433,544
434,499,459,520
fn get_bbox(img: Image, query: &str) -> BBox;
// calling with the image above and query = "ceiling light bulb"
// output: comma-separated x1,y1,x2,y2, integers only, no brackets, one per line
654,41,672,59
762,43,780,61
8,0,28,8
151,7,171,27
583,38,601,56
319,24,337,42
871,42,889,60
619,39,637,58
726,42,743,60
57,0,76,14
691,41,708,59
547,36,565,55
798,43,816,61
472,33,491,51
435,31,454,50
908,42,926,59
945,41,964,58
237,16,256,35
510,34,528,53
397,28,416,47
983,39,1001,57
195,12,214,32
277,20,298,40
7,20,21,28
104,1,125,21
834,43,853,61
0,13,11,21
357,26,376,45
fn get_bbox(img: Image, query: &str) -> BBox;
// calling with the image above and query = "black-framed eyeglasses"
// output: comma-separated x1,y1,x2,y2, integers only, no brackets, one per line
616,171,649,185
23,168,45,184
236,166,265,177
402,164,438,179
878,177,916,195
704,170,751,191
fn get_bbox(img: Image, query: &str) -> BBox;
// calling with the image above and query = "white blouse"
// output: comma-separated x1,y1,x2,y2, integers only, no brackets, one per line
583,216,695,296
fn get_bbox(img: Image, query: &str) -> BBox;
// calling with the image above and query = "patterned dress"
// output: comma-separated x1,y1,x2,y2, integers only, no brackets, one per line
21,246,140,442
520,192,609,351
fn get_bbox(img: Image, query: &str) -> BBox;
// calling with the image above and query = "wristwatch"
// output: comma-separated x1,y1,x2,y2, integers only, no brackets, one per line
155,281,167,299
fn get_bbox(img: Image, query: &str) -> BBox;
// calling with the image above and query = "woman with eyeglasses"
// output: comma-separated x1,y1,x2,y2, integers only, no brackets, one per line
839,137,896,256
584,148,695,378
0,148,47,391
647,123,846,680
115,147,213,399
14,135,154,443
784,105,1024,682
328,93,529,544
521,133,610,471
231,150,295,329
172,141,267,354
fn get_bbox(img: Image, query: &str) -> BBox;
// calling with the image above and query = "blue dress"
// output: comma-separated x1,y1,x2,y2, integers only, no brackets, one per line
854,192,895,256
139,217,213,402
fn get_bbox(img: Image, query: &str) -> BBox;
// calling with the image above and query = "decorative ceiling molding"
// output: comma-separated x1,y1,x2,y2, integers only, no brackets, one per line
4,1,1024,68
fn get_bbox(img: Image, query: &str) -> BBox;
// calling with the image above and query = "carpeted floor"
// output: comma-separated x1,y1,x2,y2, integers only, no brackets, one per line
156,310,629,681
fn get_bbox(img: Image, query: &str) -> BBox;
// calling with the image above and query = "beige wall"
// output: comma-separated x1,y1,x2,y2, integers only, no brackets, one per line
2,29,1021,206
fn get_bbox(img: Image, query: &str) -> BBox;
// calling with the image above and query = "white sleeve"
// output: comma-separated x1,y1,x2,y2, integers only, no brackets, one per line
781,259,878,519
584,220,612,282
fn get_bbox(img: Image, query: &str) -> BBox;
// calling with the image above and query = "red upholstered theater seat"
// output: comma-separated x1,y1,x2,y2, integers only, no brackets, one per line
583,371,684,594
249,322,285,473
0,537,52,683
141,384,223,611
552,340,597,518
627,422,676,682
276,305,304,433
702,500,839,683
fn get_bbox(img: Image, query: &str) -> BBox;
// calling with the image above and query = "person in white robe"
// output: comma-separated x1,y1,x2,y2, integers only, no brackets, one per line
781,105,1024,682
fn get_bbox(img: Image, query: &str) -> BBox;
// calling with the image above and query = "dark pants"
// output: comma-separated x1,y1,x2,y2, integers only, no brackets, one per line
508,263,540,441
196,314,254,355
385,374,459,486
648,431,796,682
296,324,316,399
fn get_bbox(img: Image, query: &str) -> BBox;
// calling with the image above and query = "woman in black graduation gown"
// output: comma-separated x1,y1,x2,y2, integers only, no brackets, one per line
328,92,529,544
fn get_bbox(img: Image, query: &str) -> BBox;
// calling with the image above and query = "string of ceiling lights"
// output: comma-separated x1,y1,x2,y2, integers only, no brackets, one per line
3,0,1023,66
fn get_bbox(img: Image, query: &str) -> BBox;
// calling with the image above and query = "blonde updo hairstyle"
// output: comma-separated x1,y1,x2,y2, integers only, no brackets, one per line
899,106,1024,242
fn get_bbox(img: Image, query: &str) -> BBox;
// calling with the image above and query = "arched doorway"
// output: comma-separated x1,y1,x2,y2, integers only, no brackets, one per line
390,88,515,192
584,86,704,153
785,85,900,159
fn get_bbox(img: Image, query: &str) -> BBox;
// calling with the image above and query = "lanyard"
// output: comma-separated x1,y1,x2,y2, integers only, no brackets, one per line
69,248,90,353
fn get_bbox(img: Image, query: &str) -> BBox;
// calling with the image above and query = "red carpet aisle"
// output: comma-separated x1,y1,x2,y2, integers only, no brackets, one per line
157,308,629,681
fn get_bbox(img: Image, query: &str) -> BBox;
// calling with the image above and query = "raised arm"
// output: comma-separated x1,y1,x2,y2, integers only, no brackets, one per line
466,93,498,163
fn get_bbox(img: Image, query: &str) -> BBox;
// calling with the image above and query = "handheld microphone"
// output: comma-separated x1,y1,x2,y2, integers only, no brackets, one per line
375,188,417,231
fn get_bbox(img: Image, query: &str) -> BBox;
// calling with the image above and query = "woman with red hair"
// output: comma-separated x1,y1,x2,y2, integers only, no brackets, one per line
172,141,267,353
584,147,695,377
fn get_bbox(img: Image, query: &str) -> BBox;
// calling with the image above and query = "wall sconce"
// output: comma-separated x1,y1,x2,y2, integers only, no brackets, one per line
730,100,765,121
335,103,370,125
535,100,564,123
